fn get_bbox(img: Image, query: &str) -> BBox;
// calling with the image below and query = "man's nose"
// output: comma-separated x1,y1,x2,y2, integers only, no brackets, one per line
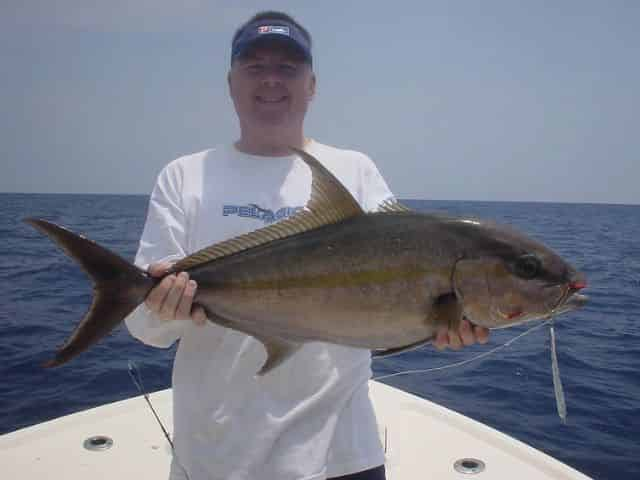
259,65,285,86
261,71,282,87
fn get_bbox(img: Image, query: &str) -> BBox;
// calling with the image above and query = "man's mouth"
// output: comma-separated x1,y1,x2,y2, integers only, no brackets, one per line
256,95,288,104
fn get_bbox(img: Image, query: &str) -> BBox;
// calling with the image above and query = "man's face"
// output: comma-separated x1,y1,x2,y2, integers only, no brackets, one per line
228,44,316,131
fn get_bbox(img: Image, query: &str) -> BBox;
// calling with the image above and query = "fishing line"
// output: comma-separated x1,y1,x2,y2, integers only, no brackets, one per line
372,320,551,381
549,321,567,424
126,319,567,472
372,320,569,423
128,360,191,480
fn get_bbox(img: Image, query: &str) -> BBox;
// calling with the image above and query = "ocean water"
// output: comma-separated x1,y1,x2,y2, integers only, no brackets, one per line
1,193,638,479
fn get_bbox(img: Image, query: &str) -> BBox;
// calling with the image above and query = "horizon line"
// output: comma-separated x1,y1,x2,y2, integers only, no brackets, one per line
1,191,638,207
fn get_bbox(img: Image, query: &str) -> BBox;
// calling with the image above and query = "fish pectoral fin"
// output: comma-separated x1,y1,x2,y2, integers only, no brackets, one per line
255,335,302,376
430,292,464,331
375,292,465,359
372,337,433,358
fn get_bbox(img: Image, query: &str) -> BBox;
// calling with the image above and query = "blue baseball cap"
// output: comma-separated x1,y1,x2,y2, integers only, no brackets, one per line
231,18,312,65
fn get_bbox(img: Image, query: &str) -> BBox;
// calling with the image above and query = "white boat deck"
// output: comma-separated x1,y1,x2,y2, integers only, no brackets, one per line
0,381,591,479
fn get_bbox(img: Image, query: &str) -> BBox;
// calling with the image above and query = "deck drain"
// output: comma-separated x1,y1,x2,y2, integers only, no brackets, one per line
83,435,114,451
454,458,485,474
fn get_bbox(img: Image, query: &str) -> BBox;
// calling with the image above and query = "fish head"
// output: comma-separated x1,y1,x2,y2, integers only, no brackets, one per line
450,221,588,329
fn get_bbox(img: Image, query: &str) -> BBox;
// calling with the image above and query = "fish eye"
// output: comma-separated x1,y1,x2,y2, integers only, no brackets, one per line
514,254,542,279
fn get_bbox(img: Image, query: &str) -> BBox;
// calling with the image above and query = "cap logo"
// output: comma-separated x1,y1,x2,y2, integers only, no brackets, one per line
257,25,290,36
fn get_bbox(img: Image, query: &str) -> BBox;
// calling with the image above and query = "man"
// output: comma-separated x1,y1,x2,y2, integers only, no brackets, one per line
126,11,489,480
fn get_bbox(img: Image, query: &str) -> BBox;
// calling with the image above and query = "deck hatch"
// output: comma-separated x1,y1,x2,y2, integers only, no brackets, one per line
453,458,485,474
83,435,114,451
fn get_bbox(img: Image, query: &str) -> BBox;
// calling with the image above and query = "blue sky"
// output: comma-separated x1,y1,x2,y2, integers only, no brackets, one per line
1,1,638,204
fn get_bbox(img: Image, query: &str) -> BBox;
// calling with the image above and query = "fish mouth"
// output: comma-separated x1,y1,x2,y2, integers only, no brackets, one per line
549,276,588,317
552,292,588,316
492,290,588,330
500,279,589,327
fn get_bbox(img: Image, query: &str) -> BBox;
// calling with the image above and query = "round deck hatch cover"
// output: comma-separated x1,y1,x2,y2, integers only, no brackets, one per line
83,435,114,451
454,458,486,474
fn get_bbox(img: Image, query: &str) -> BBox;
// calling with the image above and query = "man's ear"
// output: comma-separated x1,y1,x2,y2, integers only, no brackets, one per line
227,71,233,94
308,72,316,100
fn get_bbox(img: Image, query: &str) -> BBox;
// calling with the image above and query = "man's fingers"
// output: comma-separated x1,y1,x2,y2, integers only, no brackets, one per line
145,271,205,325
474,325,490,344
175,279,197,320
192,305,207,326
145,261,176,316
145,274,175,312
160,272,188,319
433,328,448,351
447,329,462,350
433,320,491,351
459,319,475,346
148,261,173,278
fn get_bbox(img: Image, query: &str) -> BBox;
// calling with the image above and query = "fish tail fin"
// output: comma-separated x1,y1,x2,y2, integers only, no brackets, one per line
25,218,154,367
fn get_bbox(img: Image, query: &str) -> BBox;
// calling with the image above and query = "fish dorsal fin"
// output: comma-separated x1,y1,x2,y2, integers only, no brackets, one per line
376,198,413,213
292,147,364,221
170,147,365,272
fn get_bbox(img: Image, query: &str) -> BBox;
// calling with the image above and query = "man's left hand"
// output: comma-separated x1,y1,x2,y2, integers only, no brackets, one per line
433,319,489,351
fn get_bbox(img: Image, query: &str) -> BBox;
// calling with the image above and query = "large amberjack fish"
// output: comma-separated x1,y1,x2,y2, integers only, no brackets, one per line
26,149,587,375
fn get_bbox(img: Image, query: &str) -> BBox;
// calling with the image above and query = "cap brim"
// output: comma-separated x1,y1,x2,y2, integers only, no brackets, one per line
234,35,311,63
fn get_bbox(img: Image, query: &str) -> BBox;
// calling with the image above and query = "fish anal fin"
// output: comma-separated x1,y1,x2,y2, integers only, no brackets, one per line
199,309,301,376
430,292,464,331
255,336,302,376
171,148,365,273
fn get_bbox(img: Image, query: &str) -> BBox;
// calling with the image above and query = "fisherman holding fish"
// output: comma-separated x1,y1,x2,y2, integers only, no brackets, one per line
123,11,490,480
26,8,590,479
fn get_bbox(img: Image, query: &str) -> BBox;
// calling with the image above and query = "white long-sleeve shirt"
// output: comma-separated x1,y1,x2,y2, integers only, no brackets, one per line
125,140,394,480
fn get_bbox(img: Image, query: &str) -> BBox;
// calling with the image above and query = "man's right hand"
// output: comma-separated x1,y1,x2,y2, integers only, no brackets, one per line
145,262,207,325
